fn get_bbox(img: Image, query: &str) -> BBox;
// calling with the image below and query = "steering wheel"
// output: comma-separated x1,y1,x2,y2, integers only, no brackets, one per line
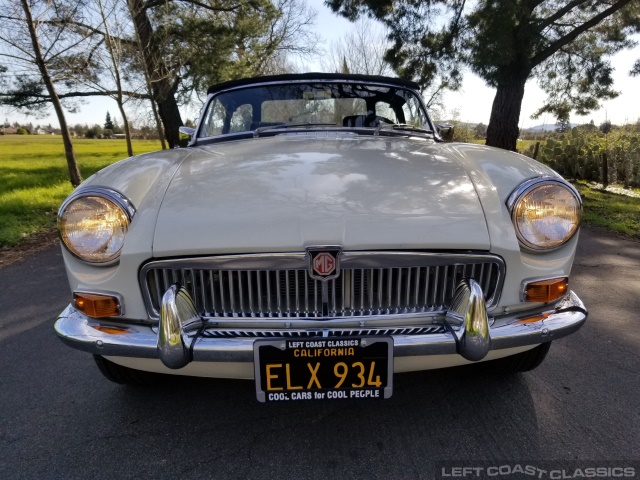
365,114,394,127
375,116,394,125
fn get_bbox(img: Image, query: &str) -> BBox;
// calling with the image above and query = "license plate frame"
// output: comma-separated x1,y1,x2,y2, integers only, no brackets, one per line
253,336,393,402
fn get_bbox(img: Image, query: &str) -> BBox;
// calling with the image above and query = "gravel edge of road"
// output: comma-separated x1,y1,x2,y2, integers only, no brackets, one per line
0,228,60,269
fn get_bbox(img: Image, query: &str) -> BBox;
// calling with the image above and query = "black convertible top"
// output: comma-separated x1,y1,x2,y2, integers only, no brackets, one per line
206,72,420,95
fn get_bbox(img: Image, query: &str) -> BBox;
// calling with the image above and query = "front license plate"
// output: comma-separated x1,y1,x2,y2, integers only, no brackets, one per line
253,337,393,403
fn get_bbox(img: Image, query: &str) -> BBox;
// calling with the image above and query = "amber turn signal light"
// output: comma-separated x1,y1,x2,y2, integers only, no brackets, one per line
74,292,121,318
522,277,568,303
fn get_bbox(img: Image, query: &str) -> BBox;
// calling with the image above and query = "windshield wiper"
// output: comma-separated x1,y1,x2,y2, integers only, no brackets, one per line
253,122,338,137
375,123,434,136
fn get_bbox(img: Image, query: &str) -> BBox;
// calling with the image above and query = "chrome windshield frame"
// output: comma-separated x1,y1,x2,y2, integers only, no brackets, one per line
191,78,438,146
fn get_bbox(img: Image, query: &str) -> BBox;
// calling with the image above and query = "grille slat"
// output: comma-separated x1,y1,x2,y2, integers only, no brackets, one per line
360,269,365,313
201,325,446,338
304,272,308,315
275,272,281,315
218,272,225,314
208,271,215,314
416,268,423,309
154,270,163,308
377,269,383,311
247,271,254,315
266,271,272,314
144,256,503,320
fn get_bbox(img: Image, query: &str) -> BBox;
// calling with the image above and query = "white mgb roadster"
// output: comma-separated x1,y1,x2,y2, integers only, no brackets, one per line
55,73,587,402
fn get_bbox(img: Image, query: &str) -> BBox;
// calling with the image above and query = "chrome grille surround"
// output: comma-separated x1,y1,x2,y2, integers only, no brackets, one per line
200,326,445,339
140,252,505,326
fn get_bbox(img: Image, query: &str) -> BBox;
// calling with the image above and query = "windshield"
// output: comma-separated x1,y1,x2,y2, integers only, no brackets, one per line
198,81,430,138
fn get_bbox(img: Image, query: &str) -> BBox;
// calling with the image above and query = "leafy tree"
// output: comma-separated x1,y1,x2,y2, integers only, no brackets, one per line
125,0,319,148
0,0,84,186
555,103,571,132
451,123,475,143
0,2,147,113
104,111,114,130
85,124,103,139
600,120,613,134
2,0,319,150
73,123,87,136
580,120,597,133
325,0,640,151
94,0,138,156
556,118,571,133
474,122,487,139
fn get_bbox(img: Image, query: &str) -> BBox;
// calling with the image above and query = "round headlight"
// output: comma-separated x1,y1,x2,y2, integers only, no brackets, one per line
58,189,134,264
508,178,581,251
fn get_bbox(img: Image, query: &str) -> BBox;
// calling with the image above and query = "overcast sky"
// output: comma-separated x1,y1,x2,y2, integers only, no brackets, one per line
4,0,639,129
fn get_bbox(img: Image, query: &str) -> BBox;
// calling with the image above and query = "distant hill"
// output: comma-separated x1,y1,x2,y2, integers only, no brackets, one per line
523,123,578,132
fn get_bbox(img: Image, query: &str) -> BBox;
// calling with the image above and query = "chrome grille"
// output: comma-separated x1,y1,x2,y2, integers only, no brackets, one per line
201,326,445,338
141,252,504,319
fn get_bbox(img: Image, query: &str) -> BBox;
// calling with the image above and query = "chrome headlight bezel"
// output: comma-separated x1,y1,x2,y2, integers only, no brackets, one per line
57,187,135,266
507,177,582,253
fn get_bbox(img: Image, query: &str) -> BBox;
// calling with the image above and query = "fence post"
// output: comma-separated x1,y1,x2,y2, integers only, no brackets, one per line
602,152,608,189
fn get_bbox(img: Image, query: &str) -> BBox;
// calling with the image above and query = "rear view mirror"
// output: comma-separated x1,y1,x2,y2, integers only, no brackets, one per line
436,124,454,142
178,126,195,147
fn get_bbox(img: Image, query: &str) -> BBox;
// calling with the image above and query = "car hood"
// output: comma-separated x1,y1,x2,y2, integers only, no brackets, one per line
152,135,491,256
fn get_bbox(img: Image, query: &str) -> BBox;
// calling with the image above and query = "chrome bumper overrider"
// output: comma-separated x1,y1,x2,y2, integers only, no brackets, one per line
55,280,587,368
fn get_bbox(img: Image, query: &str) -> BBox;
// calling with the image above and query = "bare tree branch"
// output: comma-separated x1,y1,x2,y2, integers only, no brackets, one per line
0,90,151,100
0,34,36,60
143,0,242,13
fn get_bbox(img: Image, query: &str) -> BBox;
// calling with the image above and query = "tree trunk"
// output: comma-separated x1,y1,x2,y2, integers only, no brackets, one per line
128,0,182,148
156,98,182,148
138,56,166,149
97,0,133,157
21,0,82,187
533,141,540,159
117,100,134,157
143,70,166,149
152,99,167,150
485,74,528,152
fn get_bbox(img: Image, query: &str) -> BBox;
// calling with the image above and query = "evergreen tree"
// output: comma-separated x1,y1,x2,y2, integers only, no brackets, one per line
341,56,350,74
326,0,640,151
104,111,114,130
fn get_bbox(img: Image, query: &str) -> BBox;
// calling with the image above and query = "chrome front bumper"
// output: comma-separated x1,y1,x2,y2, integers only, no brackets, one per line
55,282,587,368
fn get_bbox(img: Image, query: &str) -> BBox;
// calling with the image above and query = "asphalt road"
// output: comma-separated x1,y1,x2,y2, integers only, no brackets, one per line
1,226,639,480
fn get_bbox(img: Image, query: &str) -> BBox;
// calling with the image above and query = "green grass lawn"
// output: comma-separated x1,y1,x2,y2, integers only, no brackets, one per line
0,135,161,247
573,182,640,239
469,138,536,153
1,135,637,249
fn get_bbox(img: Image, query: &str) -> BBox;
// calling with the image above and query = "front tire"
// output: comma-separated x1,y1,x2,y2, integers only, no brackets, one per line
483,342,552,374
94,355,158,385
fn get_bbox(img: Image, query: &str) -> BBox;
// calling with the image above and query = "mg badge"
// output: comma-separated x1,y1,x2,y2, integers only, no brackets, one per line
306,246,342,281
